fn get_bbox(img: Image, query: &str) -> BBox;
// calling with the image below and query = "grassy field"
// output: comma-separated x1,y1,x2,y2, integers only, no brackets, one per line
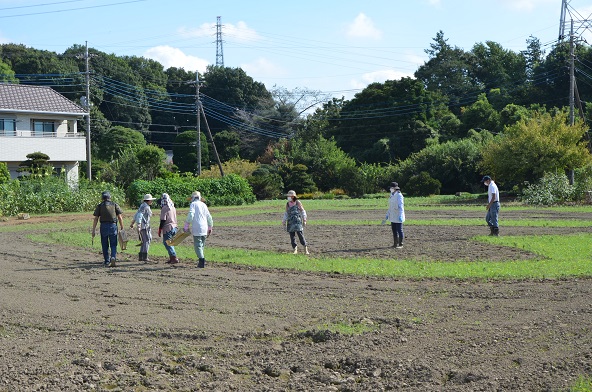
8,196,592,281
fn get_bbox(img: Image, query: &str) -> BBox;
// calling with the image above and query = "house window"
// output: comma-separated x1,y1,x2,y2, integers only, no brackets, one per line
33,120,55,136
0,119,15,136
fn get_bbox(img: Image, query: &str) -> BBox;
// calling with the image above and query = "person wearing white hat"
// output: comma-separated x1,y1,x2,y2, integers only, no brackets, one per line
184,191,213,268
282,190,309,254
130,193,157,262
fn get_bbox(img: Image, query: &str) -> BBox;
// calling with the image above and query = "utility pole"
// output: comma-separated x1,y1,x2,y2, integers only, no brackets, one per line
84,41,92,181
215,16,224,67
569,19,575,127
196,72,202,175
199,103,225,177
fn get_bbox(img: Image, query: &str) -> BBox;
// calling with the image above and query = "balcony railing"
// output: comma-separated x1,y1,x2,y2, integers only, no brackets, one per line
0,131,85,138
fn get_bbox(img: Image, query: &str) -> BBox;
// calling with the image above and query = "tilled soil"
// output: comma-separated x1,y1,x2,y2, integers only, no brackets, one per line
0,208,591,391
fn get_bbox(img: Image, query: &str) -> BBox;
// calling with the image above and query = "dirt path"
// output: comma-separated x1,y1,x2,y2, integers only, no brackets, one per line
0,210,591,391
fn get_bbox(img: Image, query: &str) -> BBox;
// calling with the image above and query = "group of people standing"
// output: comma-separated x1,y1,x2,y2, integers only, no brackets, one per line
92,190,213,268
91,176,499,268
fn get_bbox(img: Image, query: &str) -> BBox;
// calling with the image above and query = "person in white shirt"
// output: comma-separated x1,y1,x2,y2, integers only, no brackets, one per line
481,175,500,236
383,182,405,248
184,191,213,268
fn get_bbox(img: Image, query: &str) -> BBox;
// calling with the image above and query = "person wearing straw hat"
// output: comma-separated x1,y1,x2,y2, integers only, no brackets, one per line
130,193,157,262
184,191,213,268
92,191,124,267
282,190,309,254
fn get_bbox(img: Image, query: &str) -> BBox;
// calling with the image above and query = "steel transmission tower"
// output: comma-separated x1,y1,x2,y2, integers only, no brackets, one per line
215,16,224,67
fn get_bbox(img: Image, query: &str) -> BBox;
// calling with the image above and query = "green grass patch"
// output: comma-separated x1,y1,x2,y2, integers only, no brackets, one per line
315,320,378,335
29,230,592,280
570,376,592,392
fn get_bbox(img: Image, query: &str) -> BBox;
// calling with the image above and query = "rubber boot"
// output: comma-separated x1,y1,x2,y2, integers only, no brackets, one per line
493,227,499,236
138,252,143,261
392,234,398,248
197,258,205,268
489,226,494,236
305,246,310,255
293,246,298,254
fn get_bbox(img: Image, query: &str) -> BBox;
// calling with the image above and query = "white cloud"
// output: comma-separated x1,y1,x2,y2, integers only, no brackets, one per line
350,69,413,90
240,57,286,79
178,21,259,42
346,13,382,40
143,45,209,72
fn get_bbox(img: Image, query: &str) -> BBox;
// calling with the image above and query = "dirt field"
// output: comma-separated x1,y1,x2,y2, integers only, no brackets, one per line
0,208,591,391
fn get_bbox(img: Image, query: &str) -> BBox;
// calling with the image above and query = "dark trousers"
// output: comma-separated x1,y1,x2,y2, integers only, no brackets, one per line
100,223,118,262
290,231,307,248
391,222,404,241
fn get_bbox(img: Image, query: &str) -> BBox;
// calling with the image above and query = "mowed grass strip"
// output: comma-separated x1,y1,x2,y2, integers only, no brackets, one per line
28,229,592,280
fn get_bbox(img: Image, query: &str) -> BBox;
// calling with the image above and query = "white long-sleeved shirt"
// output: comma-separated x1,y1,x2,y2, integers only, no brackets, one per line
185,199,213,236
385,191,405,223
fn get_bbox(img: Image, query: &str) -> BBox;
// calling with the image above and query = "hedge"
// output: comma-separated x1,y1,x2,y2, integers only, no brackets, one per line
127,174,256,207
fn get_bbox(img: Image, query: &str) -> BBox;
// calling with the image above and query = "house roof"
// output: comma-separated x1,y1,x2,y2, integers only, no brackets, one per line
0,83,86,115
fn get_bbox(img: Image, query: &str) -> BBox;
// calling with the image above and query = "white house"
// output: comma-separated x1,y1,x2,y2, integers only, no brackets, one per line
0,83,87,185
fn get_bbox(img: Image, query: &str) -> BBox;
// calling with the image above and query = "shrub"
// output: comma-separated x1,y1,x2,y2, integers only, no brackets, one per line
127,174,255,207
0,176,124,216
521,172,575,205
0,162,9,185
405,171,442,196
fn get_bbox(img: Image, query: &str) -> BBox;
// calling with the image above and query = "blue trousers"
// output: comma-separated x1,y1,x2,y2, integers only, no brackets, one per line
486,202,500,228
162,227,177,256
100,223,118,263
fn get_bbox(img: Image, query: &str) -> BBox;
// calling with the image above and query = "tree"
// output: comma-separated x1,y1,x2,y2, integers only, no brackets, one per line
202,66,277,160
17,152,53,177
172,130,209,175
415,31,480,114
397,130,490,194
0,162,10,184
98,126,146,161
0,59,17,83
213,130,241,162
470,41,527,109
460,93,501,135
480,110,592,186
327,77,452,163
136,145,167,181
279,163,317,194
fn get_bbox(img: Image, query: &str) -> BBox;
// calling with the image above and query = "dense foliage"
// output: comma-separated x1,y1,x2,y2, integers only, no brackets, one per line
0,176,124,216
127,174,255,207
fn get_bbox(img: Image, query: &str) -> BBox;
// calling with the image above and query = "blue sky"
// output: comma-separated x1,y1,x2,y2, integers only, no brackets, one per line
0,0,591,99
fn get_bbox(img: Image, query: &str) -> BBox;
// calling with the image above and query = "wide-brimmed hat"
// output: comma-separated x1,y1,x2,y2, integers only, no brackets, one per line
188,190,201,200
143,193,156,201
286,190,297,197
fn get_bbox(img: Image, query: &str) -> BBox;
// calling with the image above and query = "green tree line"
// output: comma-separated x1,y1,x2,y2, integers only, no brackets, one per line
1,30,592,201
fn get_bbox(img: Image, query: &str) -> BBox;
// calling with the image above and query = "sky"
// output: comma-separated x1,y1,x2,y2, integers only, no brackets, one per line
1,0,592,100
